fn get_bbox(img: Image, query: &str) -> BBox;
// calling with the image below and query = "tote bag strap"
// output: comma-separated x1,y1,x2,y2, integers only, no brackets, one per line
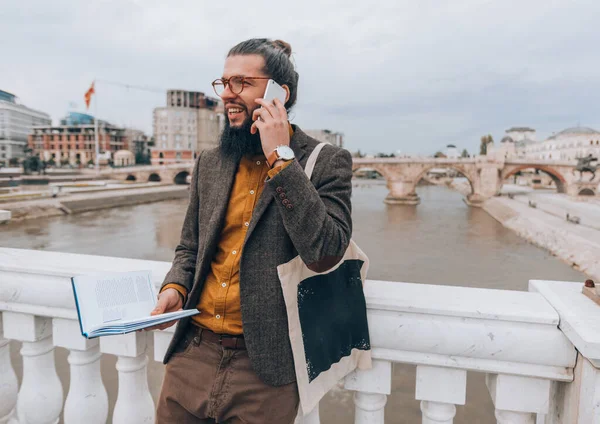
304,142,327,181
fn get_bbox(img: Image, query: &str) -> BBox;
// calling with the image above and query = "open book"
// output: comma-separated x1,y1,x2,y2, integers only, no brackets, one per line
71,270,199,338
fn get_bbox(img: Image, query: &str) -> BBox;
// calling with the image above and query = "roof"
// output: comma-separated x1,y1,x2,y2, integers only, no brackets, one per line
506,127,535,133
501,136,514,143
548,126,600,139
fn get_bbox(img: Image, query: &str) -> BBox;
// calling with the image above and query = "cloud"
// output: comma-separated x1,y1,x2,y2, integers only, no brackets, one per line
2,0,599,155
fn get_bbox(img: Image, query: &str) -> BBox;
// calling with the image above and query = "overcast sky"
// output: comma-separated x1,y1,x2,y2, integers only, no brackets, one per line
2,0,599,155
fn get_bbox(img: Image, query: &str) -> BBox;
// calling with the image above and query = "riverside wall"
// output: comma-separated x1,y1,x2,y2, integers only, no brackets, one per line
1,185,189,222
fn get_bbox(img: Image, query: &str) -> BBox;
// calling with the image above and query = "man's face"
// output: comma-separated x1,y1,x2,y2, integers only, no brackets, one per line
219,54,269,129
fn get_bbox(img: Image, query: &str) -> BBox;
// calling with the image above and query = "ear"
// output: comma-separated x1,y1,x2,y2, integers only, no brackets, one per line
282,84,291,104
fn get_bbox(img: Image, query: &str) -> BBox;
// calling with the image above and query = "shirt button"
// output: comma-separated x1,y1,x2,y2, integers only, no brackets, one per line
232,250,237,255
216,314,221,319
250,190,255,195
244,222,249,227
256,161,261,165
221,282,227,287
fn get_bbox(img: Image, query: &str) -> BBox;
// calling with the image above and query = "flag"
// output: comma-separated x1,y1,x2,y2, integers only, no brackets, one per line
84,82,95,110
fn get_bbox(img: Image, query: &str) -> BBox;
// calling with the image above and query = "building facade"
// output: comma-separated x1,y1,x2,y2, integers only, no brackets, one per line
521,127,600,161
124,128,152,164
28,112,129,167
303,129,344,148
0,90,51,166
152,90,224,164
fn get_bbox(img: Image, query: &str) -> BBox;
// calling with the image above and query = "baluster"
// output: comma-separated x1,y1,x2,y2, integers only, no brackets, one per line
486,374,551,424
53,318,108,424
3,312,63,424
0,316,18,424
416,365,466,424
345,359,392,424
101,331,154,424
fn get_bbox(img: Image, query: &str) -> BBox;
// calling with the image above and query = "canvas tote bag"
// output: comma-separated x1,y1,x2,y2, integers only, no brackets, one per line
278,143,372,418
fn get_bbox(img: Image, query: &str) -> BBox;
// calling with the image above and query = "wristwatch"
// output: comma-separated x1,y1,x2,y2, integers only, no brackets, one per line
266,145,295,168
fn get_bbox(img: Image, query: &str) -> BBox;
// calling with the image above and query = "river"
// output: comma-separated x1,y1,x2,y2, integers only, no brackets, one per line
1,183,584,423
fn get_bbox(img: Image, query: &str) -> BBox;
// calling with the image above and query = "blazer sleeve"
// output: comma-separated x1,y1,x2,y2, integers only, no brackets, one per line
264,146,353,272
160,152,203,293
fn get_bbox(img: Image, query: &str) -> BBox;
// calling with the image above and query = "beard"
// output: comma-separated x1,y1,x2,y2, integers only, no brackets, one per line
219,112,262,161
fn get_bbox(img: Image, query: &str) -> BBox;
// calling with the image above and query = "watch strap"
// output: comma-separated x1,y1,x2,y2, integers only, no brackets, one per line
266,149,280,168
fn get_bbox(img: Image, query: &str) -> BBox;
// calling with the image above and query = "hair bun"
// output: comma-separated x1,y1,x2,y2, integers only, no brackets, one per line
272,39,292,57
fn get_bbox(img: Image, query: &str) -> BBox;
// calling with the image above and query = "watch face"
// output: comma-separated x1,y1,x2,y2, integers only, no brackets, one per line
277,145,295,160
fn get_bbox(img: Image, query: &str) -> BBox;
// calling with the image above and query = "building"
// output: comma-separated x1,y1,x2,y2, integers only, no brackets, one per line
303,129,344,148
124,128,152,163
445,144,459,159
522,126,600,161
152,90,224,164
0,90,51,166
505,127,536,142
28,112,129,167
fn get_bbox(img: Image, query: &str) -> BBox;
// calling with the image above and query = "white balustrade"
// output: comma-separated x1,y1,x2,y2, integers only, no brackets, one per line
0,316,18,424
4,247,600,424
416,365,466,424
53,318,108,424
2,312,63,424
345,359,392,424
101,331,155,424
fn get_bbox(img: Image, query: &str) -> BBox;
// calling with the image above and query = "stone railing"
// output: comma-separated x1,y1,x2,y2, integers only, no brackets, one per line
1,247,599,424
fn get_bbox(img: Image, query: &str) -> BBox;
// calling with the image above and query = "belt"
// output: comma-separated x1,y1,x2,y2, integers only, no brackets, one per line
189,324,246,350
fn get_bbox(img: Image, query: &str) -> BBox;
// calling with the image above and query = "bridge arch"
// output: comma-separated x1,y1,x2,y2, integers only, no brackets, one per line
579,188,596,196
148,173,161,182
351,164,396,181
502,165,567,193
126,175,136,182
174,171,190,185
413,165,475,195
352,167,384,179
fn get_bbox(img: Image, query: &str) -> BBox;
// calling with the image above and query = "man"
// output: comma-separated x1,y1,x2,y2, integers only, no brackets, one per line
152,38,353,424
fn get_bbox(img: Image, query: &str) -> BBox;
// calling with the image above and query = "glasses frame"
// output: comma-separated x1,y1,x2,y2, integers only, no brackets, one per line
211,76,271,96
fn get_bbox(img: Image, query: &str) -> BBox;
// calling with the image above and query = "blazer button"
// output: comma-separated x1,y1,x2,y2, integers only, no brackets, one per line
282,199,290,206
276,187,284,194
279,193,286,199
286,204,294,210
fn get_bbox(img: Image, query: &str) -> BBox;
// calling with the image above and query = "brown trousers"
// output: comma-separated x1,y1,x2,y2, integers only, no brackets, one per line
156,327,300,424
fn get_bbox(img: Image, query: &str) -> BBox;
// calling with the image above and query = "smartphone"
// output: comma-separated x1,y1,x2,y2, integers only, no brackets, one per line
262,79,287,106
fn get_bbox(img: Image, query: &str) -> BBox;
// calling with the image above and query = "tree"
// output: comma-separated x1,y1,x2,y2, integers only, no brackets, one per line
434,151,447,158
8,157,19,167
480,134,494,155
461,149,469,158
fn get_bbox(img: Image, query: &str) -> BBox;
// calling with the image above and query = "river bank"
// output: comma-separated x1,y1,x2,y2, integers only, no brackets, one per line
483,195,600,282
0,185,189,222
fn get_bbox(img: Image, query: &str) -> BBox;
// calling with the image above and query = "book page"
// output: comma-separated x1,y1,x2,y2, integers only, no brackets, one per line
72,270,157,333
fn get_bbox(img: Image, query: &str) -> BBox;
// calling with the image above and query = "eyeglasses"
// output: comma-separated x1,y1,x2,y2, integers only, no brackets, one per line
212,76,270,96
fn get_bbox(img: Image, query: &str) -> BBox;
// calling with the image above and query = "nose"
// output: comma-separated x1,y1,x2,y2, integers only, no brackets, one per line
220,84,236,102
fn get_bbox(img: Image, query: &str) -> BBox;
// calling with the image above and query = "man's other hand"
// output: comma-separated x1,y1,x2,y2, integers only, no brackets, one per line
144,288,183,332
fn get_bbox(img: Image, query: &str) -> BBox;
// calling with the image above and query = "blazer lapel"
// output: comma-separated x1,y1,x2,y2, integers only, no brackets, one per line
244,129,309,243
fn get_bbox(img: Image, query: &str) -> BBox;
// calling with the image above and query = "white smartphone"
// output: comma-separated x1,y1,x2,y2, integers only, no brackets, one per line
262,79,287,106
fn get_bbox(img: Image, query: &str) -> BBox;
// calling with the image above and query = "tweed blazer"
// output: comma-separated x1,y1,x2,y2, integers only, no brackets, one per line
160,126,353,387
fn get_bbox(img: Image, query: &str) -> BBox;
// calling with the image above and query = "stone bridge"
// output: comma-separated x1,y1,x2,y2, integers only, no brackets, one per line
353,157,599,206
92,157,598,206
84,163,194,185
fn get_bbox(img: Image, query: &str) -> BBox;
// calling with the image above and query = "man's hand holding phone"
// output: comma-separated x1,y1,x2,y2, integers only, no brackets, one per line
251,97,290,159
